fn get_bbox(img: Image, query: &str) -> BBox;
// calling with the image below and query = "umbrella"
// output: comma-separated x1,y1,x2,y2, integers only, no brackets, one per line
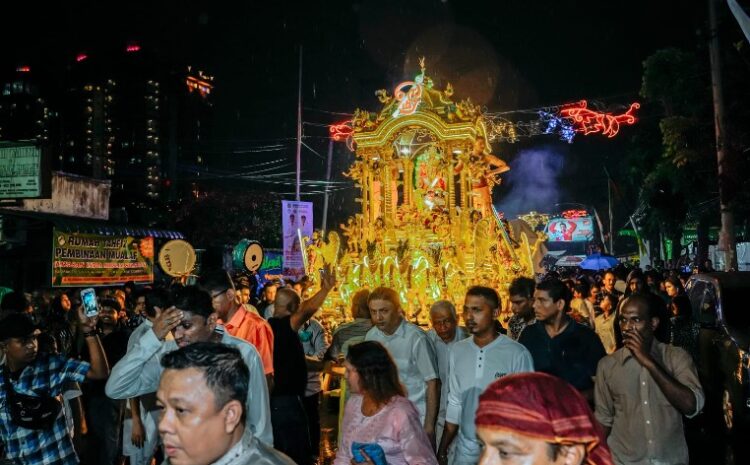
579,253,619,271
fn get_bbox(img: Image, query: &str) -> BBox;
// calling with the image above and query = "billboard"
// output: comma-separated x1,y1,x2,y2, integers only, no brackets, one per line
52,229,154,287
0,144,48,200
281,200,313,280
545,217,595,242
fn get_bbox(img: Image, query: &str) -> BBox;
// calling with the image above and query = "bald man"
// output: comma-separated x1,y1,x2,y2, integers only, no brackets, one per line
267,270,336,465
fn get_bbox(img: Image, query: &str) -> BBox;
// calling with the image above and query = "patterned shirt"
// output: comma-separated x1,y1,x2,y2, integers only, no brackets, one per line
507,314,535,341
0,355,90,465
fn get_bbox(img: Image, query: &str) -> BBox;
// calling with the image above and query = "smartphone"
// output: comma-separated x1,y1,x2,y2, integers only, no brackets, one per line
80,288,99,317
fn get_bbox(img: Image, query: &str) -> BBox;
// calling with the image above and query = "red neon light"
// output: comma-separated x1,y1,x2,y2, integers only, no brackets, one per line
329,122,353,141
560,100,640,138
76,54,88,62
126,44,141,53
561,209,589,219
16,66,31,72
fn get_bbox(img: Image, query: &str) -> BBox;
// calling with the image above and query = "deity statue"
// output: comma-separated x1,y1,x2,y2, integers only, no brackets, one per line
456,136,510,217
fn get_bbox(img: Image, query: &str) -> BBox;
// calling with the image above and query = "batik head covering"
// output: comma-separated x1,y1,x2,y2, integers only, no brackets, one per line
475,372,613,465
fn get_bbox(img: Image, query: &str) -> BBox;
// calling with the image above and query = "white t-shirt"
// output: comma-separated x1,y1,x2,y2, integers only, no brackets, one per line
365,320,439,423
446,335,534,460
426,327,469,423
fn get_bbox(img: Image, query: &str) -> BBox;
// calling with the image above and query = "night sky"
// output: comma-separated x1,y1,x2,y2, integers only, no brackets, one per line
3,0,709,225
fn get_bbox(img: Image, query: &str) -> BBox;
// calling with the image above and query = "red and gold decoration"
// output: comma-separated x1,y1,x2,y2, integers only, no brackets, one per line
314,59,544,323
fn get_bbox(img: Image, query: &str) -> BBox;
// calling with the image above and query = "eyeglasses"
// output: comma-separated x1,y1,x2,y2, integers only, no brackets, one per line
210,288,229,299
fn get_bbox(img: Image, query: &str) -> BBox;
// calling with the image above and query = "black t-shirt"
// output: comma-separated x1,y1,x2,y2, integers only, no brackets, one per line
82,329,129,396
268,315,307,397
518,319,605,391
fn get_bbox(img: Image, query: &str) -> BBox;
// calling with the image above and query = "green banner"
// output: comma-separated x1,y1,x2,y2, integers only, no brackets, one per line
52,229,154,287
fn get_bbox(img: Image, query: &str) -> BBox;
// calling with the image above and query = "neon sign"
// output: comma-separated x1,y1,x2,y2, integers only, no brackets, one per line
76,54,88,62
560,100,640,138
126,44,141,53
186,75,213,97
561,209,589,219
392,80,423,117
16,66,30,72
329,122,353,141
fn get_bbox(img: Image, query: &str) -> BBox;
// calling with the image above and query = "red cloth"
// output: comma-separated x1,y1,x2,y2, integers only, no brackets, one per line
476,372,613,465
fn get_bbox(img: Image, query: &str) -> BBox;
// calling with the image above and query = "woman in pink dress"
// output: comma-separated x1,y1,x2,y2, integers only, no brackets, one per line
334,341,438,465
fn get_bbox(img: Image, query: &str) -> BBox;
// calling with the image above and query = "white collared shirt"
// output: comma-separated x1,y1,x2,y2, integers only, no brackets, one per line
446,335,534,459
106,326,273,446
426,327,469,422
365,320,439,422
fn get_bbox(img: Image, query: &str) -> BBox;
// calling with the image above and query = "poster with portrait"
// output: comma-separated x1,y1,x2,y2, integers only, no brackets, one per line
545,217,595,242
281,200,313,280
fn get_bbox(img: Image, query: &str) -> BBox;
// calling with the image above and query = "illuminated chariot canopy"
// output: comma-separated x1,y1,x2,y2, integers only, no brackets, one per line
311,59,545,322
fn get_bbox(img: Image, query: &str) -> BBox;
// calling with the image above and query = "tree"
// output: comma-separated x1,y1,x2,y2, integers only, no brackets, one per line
630,48,716,264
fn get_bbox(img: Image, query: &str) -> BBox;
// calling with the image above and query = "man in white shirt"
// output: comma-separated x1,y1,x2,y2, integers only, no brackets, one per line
437,286,534,465
105,286,273,446
123,288,173,465
365,287,440,446
426,300,468,443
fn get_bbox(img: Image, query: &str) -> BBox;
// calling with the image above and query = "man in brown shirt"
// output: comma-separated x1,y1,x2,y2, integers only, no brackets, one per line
594,295,704,465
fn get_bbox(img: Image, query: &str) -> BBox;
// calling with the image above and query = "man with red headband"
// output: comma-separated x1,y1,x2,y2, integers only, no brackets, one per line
475,372,614,465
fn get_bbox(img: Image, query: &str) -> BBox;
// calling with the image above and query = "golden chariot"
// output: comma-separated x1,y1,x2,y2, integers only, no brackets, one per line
307,59,544,324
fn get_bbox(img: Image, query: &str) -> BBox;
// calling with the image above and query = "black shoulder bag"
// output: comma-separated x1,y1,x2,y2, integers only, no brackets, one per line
3,365,62,430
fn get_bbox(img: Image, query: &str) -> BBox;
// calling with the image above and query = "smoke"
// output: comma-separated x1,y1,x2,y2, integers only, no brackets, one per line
495,146,565,218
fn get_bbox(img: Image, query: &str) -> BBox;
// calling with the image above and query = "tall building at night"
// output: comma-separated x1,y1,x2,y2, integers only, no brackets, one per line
2,42,215,222
0,66,54,144
166,67,214,199
62,44,171,203
60,78,116,178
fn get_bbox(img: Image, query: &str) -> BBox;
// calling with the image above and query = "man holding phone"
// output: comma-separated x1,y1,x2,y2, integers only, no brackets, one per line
0,306,109,465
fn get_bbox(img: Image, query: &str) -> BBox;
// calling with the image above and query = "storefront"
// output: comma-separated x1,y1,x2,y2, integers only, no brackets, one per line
0,170,183,292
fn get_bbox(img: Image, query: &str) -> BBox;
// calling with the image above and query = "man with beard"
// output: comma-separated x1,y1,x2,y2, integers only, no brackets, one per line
595,295,703,465
105,286,273,446
519,278,605,402
437,286,533,465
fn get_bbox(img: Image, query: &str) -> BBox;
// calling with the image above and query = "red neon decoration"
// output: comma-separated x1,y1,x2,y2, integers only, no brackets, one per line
561,209,589,219
126,44,141,53
76,54,88,62
560,100,640,138
329,122,353,141
16,66,30,73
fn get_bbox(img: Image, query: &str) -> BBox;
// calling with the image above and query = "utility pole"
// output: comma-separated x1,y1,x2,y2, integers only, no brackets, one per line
295,45,303,201
708,0,737,270
604,166,614,255
321,138,334,235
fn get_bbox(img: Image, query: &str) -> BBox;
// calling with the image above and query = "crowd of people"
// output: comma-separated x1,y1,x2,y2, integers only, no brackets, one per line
0,260,708,465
